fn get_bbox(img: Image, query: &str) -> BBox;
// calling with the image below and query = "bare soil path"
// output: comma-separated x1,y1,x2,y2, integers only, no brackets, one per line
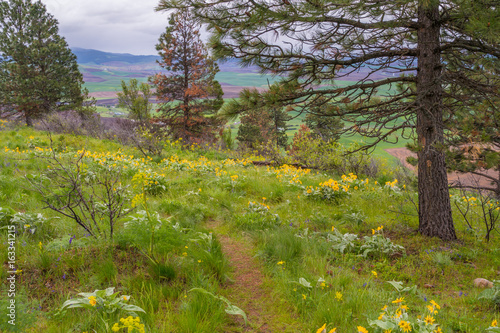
207,222,305,333
386,147,497,190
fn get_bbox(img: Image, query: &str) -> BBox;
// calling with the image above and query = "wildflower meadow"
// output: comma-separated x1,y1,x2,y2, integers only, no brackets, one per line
0,126,499,332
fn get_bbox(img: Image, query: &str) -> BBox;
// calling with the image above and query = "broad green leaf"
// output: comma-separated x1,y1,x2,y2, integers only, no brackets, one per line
225,304,248,325
368,319,396,330
299,277,312,288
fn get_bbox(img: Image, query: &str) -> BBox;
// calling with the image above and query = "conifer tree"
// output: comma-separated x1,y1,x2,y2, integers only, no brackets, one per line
150,9,224,143
0,0,87,126
157,0,500,240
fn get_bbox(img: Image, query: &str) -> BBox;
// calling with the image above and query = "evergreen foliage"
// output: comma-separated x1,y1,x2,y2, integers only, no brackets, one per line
150,9,224,143
0,0,88,126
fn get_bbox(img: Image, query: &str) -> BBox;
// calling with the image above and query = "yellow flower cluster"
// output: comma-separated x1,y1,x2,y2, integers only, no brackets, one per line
341,173,358,182
385,179,399,188
304,174,376,201
111,316,145,333
88,296,97,307
3,146,28,154
372,225,384,235
267,164,310,185
398,320,411,332
162,154,251,174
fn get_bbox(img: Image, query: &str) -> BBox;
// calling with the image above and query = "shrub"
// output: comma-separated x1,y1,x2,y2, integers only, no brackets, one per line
289,126,372,175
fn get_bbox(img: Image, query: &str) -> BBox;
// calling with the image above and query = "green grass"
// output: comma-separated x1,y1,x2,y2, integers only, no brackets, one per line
0,125,498,332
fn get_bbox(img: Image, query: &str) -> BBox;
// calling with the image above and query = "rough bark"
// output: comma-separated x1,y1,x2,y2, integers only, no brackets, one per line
416,2,456,240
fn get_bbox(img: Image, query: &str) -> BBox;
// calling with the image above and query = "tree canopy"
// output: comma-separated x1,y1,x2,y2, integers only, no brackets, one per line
150,9,224,143
117,79,153,123
157,0,500,240
0,0,87,126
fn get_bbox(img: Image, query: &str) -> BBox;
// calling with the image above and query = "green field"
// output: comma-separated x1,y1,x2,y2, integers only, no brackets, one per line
83,66,410,161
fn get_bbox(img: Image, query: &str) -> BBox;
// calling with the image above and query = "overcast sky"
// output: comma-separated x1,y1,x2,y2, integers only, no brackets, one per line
40,0,171,55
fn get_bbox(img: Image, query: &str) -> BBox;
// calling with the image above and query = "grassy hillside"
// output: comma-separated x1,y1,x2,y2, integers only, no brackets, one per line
0,124,498,332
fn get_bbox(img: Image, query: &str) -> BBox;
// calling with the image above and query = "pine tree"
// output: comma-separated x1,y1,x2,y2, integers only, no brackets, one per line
304,98,344,142
157,0,500,240
0,0,87,126
150,9,224,143
225,83,292,149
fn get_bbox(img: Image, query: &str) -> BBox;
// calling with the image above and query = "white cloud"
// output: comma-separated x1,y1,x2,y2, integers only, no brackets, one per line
40,0,171,55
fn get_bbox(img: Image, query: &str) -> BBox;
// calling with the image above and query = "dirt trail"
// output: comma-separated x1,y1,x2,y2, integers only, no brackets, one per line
386,147,497,190
208,222,304,333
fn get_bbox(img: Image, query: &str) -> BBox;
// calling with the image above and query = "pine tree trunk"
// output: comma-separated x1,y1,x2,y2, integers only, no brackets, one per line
416,1,457,240
25,111,33,127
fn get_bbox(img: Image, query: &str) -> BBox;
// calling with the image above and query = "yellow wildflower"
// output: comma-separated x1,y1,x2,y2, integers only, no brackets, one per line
357,326,368,333
88,296,97,306
424,315,435,325
492,320,498,327
316,323,326,333
430,300,440,310
372,271,377,278
392,296,405,304
398,320,411,333
335,291,343,301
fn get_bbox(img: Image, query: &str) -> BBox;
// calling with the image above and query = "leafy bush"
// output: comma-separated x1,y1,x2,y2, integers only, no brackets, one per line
10,212,47,236
289,127,372,175
360,233,406,258
58,287,146,331
326,227,405,258
368,298,443,333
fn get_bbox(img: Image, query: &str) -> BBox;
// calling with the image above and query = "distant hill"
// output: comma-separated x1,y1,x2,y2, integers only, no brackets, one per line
72,47,159,66
71,47,257,73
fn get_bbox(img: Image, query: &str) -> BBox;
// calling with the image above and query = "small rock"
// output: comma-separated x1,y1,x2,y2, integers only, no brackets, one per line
424,284,435,288
473,278,493,288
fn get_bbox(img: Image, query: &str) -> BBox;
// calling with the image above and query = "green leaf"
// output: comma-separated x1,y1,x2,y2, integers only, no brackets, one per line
298,277,312,288
386,280,404,291
121,304,146,313
368,319,396,330
225,304,248,325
